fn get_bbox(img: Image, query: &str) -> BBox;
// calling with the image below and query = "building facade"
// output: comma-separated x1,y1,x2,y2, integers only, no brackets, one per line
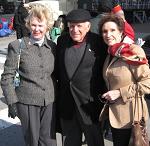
0,0,150,15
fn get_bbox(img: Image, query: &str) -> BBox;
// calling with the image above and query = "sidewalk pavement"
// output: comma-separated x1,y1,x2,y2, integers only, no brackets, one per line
0,34,16,55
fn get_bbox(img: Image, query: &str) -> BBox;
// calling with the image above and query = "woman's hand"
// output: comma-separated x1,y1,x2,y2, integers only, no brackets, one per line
102,90,121,102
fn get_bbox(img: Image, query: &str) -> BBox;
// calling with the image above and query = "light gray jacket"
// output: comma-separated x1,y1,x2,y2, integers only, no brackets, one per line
1,37,56,106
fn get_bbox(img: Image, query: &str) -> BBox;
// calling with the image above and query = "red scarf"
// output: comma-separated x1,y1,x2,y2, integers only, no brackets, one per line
108,43,148,65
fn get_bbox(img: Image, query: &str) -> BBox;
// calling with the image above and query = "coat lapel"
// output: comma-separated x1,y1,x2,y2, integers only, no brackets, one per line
104,55,119,69
103,55,119,89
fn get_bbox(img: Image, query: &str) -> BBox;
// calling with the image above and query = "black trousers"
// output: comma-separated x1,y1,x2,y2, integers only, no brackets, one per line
60,109,104,146
111,127,132,146
17,102,56,146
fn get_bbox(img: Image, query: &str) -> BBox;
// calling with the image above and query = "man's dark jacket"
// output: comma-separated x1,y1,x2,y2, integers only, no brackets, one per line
55,32,107,125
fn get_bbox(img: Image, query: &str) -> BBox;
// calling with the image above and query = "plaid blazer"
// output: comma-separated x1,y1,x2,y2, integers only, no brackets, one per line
1,37,56,106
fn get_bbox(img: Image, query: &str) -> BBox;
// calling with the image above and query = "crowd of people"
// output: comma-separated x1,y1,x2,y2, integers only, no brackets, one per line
1,0,150,146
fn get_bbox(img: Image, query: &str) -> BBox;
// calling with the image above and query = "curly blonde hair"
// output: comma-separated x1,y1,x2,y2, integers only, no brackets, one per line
25,3,54,31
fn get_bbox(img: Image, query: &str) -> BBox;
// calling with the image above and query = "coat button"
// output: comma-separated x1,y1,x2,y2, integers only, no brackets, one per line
40,77,44,79
40,65,43,68
38,53,42,57
70,81,72,85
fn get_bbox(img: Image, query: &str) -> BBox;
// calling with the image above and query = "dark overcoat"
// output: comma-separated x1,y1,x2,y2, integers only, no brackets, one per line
55,32,107,125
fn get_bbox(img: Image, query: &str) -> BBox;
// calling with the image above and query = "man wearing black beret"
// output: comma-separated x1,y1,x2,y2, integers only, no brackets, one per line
55,9,107,146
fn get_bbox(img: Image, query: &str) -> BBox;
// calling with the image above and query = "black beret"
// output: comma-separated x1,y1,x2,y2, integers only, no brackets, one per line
66,9,91,23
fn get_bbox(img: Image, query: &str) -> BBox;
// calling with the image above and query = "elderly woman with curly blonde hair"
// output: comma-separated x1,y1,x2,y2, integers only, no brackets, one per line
1,4,57,146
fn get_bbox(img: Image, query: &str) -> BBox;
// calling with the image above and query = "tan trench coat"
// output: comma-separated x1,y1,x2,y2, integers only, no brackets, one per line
103,44,150,129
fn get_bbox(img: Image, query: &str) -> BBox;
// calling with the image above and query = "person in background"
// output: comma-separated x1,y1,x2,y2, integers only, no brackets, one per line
57,14,68,36
13,0,30,39
49,14,68,44
55,9,107,146
141,35,150,65
141,35,150,142
49,19,62,43
1,4,56,146
99,14,150,146
90,0,135,43
90,0,113,34
111,4,135,42
0,5,4,14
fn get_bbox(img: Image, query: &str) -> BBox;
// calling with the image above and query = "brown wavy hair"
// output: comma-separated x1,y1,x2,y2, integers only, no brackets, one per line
99,14,124,35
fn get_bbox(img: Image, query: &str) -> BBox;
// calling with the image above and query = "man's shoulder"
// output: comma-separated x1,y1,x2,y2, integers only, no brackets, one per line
87,32,107,57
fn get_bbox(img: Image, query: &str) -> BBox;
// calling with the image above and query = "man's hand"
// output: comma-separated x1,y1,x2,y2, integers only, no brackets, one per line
8,103,18,119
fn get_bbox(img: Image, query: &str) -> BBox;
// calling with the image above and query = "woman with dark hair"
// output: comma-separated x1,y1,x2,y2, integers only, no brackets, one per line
99,14,150,146
49,14,68,43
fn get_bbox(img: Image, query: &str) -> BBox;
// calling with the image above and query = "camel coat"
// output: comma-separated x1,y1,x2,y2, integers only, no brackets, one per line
103,44,150,129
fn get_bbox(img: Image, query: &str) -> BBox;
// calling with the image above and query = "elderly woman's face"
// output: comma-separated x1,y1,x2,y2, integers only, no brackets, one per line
102,21,123,46
30,17,47,40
